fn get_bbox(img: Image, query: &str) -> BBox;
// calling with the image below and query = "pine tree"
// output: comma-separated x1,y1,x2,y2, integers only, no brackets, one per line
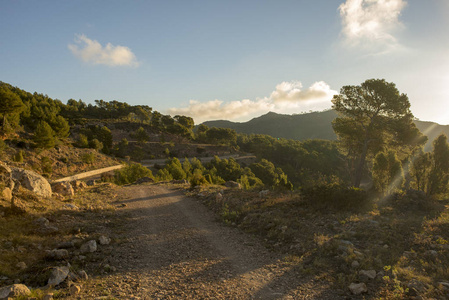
34,121,56,149
428,134,449,195
0,86,25,131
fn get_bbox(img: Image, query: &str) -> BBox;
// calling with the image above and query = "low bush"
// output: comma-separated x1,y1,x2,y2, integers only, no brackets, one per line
190,169,208,189
0,139,7,157
13,150,24,162
387,189,438,212
40,156,53,174
81,152,95,164
301,184,371,212
114,163,154,185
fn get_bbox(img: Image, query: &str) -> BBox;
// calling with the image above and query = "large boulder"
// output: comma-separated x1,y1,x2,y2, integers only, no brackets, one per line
80,240,97,253
0,163,14,189
1,187,12,201
0,163,15,201
349,282,367,295
51,181,74,197
11,167,52,198
0,284,31,298
47,266,70,286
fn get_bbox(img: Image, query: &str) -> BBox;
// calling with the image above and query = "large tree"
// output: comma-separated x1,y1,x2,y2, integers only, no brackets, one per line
332,79,425,187
428,134,449,195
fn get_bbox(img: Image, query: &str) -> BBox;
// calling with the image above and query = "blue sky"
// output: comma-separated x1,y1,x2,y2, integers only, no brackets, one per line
1,0,448,124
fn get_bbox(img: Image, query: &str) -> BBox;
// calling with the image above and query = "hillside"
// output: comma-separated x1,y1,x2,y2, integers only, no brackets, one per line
203,110,449,151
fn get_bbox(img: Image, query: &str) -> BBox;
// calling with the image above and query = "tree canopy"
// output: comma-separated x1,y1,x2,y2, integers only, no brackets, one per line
0,86,25,131
332,79,426,187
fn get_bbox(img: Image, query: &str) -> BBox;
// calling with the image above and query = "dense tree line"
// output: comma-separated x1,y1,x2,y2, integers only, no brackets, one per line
0,81,195,150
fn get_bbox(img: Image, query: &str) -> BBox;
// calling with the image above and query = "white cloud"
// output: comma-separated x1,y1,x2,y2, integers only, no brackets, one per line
167,99,275,124
270,81,337,103
167,81,337,123
68,34,139,67
339,0,407,50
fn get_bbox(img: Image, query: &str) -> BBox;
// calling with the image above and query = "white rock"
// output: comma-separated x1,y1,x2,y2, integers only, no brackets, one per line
259,190,269,198
0,284,31,298
46,249,69,259
51,181,74,197
351,260,360,268
1,187,12,201
359,269,377,279
11,167,52,198
48,266,70,286
349,282,367,295
224,181,241,188
63,203,79,210
99,235,111,245
80,240,97,253
34,217,50,226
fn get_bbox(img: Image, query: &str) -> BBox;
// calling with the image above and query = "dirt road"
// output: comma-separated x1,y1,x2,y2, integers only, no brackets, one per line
78,184,337,299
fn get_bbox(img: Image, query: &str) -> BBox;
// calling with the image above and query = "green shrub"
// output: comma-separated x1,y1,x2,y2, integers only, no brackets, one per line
131,146,145,162
165,158,186,180
41,156,53,174
88,138,103,151
156,168,173,181
134,127,149,143
0,139,7,158
301,184,370,212
238,174,264,190
101,172,114,183
34,121,56,149
81,152,95,164
114,163,154,185
76,134,89,148
190,169,208,189
114,138,129,158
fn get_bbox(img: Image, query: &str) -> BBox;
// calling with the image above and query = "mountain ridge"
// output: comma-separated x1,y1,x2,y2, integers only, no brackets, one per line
202,110,449,151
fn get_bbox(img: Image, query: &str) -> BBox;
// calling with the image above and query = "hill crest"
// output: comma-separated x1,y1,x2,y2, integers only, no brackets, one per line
202,110,449,151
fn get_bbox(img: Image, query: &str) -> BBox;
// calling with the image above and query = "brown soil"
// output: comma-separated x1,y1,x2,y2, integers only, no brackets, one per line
77,184,341,299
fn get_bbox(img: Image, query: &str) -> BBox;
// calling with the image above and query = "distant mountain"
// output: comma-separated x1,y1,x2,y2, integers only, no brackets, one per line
202,110,449,151
203,110,338,140
414,120,449,151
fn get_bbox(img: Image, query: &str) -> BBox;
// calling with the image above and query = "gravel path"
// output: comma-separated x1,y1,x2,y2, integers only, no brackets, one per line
78,184,336,299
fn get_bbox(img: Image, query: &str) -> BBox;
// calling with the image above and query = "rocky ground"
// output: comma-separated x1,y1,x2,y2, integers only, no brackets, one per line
2,179,449,299
75,184,341,300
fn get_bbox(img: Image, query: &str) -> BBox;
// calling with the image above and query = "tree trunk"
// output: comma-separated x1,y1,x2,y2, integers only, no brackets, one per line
354,140,369,188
